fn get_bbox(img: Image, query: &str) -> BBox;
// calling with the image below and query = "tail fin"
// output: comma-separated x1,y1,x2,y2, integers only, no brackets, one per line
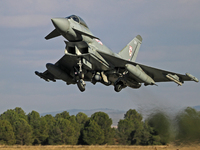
118,35,142,62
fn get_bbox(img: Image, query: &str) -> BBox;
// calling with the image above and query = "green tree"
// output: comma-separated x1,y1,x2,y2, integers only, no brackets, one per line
90,112,114,144
48,126,63,145
124,109,143,121
43,114,56,145
90,112,112,130
39,117,49,144
55,112,80,144
76,112,88,128
0,109,19,126
140,121,153,145
55,111,70,120
117,119,135,145
175,107,200,144
58,118,77,144
147,111,171,144
28,111,48,144
76,112,89,144
44,114,56,128
0,108,28,126
126,109,144,144
117,109,144,145
141,121,161,145
14,107,27,121
0,120,16,145
82,120,105,145
13,118,33,145
49,118,77,145
68,115,80,144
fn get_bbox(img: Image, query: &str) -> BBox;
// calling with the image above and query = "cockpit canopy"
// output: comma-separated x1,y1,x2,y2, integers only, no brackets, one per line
66,15,88,29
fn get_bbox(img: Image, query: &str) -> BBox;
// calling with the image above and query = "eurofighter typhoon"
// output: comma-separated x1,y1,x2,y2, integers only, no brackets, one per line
35,15,199,92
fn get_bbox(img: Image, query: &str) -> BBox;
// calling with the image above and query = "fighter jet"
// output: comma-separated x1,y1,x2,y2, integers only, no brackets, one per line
35,15,199,92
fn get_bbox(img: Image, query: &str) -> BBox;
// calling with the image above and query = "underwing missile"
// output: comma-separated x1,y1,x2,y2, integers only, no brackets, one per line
166,74,182,86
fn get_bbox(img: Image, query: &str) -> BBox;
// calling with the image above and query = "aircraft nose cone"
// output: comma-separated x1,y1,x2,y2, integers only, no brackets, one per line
51,18,70,33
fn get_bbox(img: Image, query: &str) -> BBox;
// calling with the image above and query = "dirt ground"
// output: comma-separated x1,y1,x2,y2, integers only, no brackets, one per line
0,145,200,150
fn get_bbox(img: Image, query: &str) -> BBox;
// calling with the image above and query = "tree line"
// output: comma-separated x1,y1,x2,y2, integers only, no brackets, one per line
0,107,200,145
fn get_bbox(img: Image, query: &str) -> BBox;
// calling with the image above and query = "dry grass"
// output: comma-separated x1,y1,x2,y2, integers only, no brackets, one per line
0,145,200,150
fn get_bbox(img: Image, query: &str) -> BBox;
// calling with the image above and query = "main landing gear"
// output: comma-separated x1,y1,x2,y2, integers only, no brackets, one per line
114,78,126,92
114,83,123,92
76,59,86,92
77,79,86,92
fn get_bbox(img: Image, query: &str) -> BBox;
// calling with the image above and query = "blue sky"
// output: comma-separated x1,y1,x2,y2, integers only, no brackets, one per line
0,0,200,115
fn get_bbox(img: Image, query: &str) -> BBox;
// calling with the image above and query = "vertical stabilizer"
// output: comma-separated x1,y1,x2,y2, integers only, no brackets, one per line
118,35,142,62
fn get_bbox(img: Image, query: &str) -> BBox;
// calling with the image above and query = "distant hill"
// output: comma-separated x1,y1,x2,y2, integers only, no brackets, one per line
40,108,126,126
194,105,200,111
40,106,200,126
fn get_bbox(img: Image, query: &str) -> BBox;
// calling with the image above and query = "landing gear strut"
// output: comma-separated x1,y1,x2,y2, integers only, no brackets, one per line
76,59,86,92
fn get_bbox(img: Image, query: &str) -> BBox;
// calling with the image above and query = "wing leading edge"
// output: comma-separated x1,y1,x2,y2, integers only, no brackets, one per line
97,51,199,85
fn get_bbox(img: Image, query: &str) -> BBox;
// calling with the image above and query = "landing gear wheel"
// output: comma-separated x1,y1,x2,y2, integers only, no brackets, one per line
114,84,123,92
77,79,86,92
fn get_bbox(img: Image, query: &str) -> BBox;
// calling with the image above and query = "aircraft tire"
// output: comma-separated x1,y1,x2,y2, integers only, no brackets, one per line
114,84,122,92
77,79,85,92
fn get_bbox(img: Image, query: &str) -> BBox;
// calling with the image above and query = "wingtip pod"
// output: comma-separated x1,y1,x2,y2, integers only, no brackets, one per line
186,73,199,83
136,35,142,42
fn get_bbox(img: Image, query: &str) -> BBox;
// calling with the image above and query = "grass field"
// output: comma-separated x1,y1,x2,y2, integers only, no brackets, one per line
0,145,200,150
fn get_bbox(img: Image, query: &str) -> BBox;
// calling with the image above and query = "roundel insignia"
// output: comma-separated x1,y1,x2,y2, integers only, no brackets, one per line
95,39,103,45
129,46,133,57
